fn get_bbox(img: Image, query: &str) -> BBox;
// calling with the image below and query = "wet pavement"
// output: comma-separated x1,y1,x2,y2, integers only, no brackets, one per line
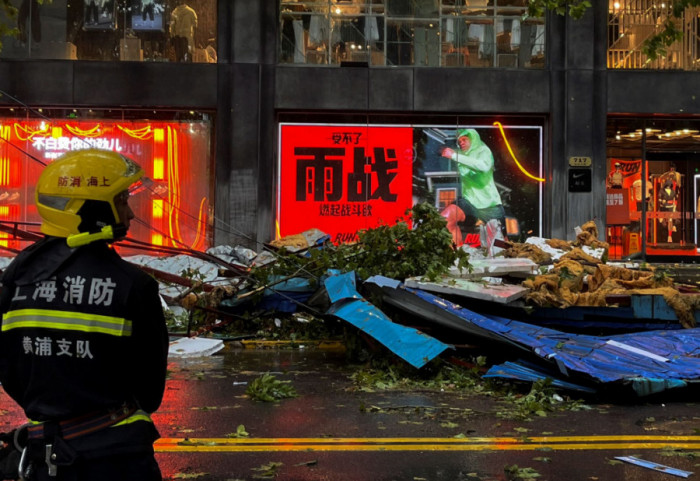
2,345,699,480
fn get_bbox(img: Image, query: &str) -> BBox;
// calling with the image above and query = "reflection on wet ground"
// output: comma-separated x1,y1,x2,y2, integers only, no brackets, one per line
154,347,700,480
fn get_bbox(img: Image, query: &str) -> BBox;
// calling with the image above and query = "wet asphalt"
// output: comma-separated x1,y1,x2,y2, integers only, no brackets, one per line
2,345,699,481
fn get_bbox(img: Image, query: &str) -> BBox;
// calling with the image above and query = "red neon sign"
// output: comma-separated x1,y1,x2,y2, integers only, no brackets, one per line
0,119,211,255
278,125,414,243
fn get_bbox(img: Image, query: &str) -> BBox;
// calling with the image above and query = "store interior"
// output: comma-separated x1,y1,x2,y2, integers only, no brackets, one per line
607,118,700,261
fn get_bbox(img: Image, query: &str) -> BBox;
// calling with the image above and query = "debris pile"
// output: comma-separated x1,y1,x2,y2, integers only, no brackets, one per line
501,221,698,328
4,206,699,397
118,210,700,338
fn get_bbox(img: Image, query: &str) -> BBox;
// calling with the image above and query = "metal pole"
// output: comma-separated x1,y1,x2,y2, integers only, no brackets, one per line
641,121,647,261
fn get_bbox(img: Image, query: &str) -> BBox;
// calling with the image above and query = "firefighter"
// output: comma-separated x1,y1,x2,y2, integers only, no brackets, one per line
0,149,169,480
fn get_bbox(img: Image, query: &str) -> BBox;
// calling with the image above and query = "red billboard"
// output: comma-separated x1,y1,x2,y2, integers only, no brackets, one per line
278,123,544,246
278,125,415,243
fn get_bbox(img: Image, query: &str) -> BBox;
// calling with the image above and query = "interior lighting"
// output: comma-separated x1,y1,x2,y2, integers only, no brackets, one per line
66,124,101,137
153,157,164,180
152,199,164,219
164,126,207,250
118,125,152,140
0,157,10,187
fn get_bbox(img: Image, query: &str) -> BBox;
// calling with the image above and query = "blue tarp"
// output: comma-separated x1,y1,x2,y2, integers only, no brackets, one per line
381,283,700,396
258,277,316,313
483,361,597,393
324,272,450,369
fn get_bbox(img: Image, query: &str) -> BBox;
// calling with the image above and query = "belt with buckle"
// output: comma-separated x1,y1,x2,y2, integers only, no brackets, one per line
26,403,137,441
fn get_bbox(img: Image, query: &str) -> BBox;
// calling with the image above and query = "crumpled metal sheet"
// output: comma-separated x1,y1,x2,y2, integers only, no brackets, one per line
325,272,450,369
398,286,700,395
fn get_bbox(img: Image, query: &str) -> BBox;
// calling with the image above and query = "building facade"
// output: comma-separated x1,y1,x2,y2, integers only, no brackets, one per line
0,1,699,261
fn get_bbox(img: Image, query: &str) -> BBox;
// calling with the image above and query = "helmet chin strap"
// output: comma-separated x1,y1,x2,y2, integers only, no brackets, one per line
66,224,127,248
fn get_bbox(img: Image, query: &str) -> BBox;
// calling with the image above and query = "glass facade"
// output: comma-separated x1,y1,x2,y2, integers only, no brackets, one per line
608,1,700,70
607,117,700,261
280,0,545,68
0,110,214,255
0,0,217,62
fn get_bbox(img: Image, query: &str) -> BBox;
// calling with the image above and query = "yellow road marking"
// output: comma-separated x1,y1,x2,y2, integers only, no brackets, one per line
155,435,700,453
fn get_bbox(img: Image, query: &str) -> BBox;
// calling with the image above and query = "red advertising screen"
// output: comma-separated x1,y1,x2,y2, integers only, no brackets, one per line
0,118,212,255
278,125,415,243
278,123,544,247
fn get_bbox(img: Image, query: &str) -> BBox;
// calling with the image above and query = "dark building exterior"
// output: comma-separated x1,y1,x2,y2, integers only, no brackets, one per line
1,1,699,261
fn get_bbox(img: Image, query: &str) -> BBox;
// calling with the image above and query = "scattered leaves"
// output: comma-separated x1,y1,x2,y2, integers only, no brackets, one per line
499,378,587,420
251,461,283,479
504,464,541,480
246,372,297,402
225,425,250,438
659,447,700,458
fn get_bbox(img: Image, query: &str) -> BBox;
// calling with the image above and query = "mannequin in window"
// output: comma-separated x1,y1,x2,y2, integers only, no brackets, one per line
660,163,681,190
101,0,114,19
85,0,99,25
142,0,155,22
607,162,623,188
658,177,678,243
170,0,197,62
632,174,652,211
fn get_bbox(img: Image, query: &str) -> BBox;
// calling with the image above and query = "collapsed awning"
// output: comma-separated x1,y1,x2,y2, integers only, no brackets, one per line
324,272,450,369
367,276,700,396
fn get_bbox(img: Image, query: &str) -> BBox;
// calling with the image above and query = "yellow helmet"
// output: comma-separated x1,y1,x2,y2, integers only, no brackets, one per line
36,149,144,238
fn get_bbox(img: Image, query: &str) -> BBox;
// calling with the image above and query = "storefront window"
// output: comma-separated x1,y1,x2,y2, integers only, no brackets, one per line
277,119,543,244
0,110,214,255
280,0,545,68
607,118,700,261
0,0,217,62
608,2,700,70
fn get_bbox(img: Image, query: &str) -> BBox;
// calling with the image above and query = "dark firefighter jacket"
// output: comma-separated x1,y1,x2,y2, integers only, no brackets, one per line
0,237,168,431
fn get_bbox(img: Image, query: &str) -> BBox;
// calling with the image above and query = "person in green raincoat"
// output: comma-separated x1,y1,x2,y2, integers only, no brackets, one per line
440,128,506,234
